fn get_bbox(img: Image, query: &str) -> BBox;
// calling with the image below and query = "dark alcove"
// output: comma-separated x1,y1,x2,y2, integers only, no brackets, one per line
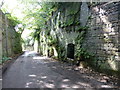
67,43,74,59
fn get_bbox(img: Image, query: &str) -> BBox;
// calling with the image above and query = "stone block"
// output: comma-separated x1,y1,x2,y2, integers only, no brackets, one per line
82,2,120,71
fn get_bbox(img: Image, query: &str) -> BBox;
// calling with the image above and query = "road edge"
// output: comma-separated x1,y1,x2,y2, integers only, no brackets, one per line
2,52,24,74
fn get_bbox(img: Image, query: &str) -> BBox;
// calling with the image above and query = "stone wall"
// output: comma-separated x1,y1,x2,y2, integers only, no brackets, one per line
40,2,120,72
0,10,2,61
82,2,120,71
40,2,81,59
0,10,22,60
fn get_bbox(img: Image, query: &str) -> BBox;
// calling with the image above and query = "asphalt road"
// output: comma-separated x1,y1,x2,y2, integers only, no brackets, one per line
2,51,117,88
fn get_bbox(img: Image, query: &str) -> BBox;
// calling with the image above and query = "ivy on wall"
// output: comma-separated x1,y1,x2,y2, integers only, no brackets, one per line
39,2,94,64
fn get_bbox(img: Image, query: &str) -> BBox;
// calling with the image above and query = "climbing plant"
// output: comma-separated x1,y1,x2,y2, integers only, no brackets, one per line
47,36,57,47
74,25,95,65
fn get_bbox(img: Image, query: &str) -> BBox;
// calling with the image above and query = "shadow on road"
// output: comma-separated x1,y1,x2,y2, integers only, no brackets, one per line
2,51,119,88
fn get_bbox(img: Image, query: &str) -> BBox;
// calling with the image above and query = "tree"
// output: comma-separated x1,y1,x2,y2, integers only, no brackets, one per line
0,0,4,9
19,1,58,52
30,28,41,52
1,0,58,52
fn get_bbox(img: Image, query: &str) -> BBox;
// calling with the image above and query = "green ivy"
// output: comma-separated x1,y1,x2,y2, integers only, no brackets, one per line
47,36,58,46
2,56,12,64
57,45,66,61
76,26,89,32
74,26,94,64
75,48,94,61
60,19,74,28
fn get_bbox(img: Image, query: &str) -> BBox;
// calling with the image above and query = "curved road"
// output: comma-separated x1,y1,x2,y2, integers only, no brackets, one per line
3,51,117,88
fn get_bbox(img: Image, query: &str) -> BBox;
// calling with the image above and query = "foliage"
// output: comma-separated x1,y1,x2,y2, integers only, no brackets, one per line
2,56,12,64
49,35,66,61
5,13,21,27
13,32,22,54
20,2,59,49
56,45,66,61
30,28,41,41
48,36,57,46
22,2,58,29
74,26,94,64
60,19,74,28
76,26,89,32
75,47,94,61
59,15,80,29
1,1,93,64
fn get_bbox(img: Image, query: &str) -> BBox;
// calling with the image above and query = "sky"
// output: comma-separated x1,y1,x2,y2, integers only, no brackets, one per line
1,0,36,39
1,0,25,19
1,0,28,39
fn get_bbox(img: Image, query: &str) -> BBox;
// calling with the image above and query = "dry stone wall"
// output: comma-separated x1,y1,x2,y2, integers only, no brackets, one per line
0,10,22,60
82,2,120,71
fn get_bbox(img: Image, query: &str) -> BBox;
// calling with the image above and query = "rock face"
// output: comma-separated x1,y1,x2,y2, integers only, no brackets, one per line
0,10,22,60
40,2,120,72
0,10,2,61
40,2,81,58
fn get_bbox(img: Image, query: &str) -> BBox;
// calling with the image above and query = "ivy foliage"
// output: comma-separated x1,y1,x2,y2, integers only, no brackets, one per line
1,56,12,64
74,26,94,63
30,28,41,41
48,36,57,46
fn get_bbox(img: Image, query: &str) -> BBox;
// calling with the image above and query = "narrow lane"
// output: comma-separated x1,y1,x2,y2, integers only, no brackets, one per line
3,51,116,88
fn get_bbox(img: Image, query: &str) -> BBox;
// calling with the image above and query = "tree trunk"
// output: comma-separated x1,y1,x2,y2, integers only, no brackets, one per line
37,39,40,53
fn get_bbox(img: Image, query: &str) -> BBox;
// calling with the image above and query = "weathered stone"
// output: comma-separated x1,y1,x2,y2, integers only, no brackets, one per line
82,2,120,71
0,10,22,59
80,2,89,26
39,2,120,72
0,10,2,61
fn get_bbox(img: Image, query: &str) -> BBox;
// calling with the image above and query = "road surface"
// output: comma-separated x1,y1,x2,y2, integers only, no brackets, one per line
3,51,118,88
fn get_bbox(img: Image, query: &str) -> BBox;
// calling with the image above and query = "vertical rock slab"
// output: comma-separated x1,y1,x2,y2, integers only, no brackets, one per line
0,10,2,90
80,2,89,26
5,15,8,56
0,10,2,61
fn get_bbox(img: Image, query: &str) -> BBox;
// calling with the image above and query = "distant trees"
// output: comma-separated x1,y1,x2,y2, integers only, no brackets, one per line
1,0,58,52
17,1,58,52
